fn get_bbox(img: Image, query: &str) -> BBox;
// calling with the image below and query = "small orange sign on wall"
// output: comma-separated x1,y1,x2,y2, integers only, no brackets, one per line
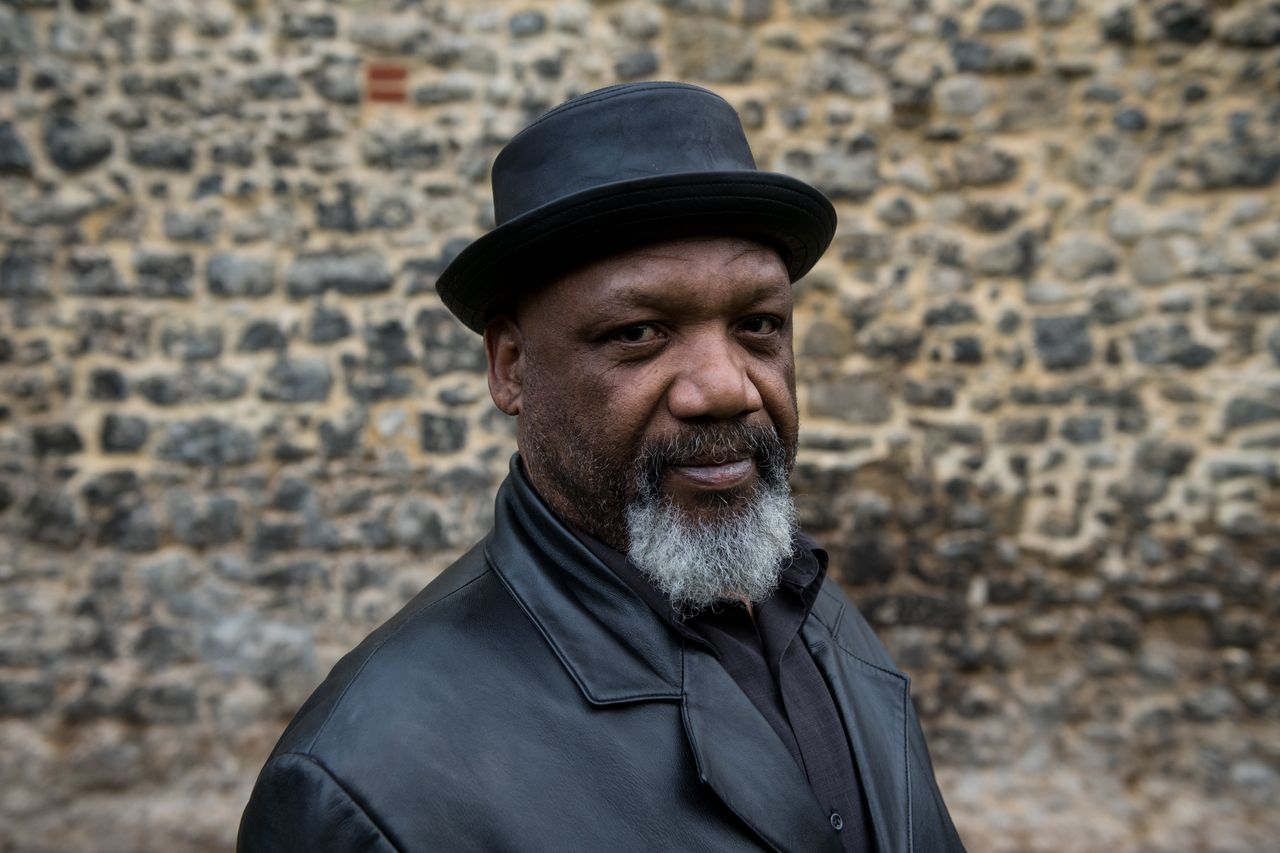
366,63,408,103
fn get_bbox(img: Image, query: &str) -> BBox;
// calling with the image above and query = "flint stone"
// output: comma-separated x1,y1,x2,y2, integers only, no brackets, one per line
903,380,955,408
416,307,485,375
615,50,659,80
128,133,195,171
207,254,275,298
286,251,392,298
1132,323,1215,369
935,75,987,116
161,325,223,362
365,321,415,368
164,209,220,243
1049,236,1117,281
1071,134,1142,189
979,4,1026,32
1062,416,1104,443
925,301,979,326
0,678,55,717
361,128,442,170
314,62,361,104
238,321,287,352
1091,287,1142,325
1100,6,1136,44
1219,2,1280,47
23,489,84,549
1224,397,1280,431
122,684,198,724
261,358,333,403
391,498,447,551
1037,0,1077,25
999,416,1049,443
413,75,474,105
974,231,1038,278
156,418,258,466
858,325,922,363
508,11,546,37
950,39,1035,73
169,493,241,548
282,13,337,39
419,412,468,453
136,368,246,405
135,251,194,298
320,410,365,458
861,594,965,630
1034,315,1092,371
89,368,127,401
1192,135,1280,190
0,120,31,174
43,113,113,172
1155,1,1213,44
310,304,352,344
101,414,149,453
953,143,1019,186
68,253,127,296
1,240,53,299
809,375,893,424
32,423,83,456
670,18,753,84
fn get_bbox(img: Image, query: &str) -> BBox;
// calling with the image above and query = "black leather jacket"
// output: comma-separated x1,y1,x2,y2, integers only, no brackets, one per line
238,458,965,852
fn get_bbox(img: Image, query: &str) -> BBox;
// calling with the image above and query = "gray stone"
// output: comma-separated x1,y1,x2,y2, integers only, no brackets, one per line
68,253,127,296
23,488,84,549
32,423,83,456
1037,0,1077,26
1113,108,1148,132
1154,2,1213,45
998,416,1049,443
310,304,353,344
101,414,149,453
135,251,194,298
160,324,223,362
156,418,258,466
42,112,113,172
924,301,979,326
361,128,442,170
122,684,198,724
260,358,333,403
935,75,988,116
413,76,474,105
1034,315,1092,370
950,39,1035,73
509,11,546,37
1061,416,1104,443
978,4,1026,32
1224,397,1280,431
1218,2,1280,47
238,320,287,352
286,250,392,298
858,325,922,363
953,142,1019,186
281,13,337,39
876,197,916,228
390,498,448,551
615,50,659,80
1268,327,1280,366
127,133,195,171
1100,6,1136,44
0,119,31,175
1192,134,1280,190
1091,287,1142,325
207,254,275,298
89,368,127,401
169,493,241,549
243,70,302,100
419,412,468,453
1132,323,1216,369
1070,134,1143,189
973,231,1038,279
314,61,361,104
163,209,220,243
1048,235,1118,281
0,678,55,717
809,375,893,424
903,379,955,408
413,307,484,376
670,18,753,83
0,241,53,299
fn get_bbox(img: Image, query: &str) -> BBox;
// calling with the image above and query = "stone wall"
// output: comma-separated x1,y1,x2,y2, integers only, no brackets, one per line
1,0,1278,850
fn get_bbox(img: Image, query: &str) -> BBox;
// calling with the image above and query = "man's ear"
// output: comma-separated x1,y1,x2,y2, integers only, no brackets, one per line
484,315,524,415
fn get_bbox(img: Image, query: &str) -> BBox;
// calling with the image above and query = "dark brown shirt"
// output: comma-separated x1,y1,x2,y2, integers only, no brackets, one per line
574,529,874,853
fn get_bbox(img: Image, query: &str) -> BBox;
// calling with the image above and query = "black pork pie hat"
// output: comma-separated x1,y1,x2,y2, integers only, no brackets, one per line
435,81,837,333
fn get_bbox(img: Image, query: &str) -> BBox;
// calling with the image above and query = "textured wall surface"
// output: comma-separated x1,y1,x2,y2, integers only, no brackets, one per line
1,0,1278,850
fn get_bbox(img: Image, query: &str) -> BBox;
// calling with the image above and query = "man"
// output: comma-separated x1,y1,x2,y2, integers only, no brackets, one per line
239,82,965,852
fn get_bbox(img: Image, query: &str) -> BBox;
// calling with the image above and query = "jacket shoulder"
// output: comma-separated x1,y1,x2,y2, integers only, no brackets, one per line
269,539,509,756
808,576,904,676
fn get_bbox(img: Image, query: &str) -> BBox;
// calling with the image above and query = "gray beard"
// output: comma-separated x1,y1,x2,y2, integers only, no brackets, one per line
625,477,797,615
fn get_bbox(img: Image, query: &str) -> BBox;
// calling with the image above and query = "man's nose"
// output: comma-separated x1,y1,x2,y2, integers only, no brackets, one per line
665,331,764,421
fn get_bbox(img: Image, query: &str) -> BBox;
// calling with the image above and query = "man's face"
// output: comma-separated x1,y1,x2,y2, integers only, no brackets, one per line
485,235,799,553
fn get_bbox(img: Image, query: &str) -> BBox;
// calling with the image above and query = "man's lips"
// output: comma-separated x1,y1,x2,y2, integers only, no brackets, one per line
666,458,756,490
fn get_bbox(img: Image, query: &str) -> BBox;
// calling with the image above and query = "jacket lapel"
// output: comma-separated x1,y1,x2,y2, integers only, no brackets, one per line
681,645,843,853
803,616,912,853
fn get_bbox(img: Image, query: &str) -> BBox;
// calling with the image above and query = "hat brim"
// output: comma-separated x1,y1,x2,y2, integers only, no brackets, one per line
435,171,837,333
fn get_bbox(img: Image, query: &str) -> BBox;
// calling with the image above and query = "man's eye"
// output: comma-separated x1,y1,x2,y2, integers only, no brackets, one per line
614,324,660,344
741,316,781,334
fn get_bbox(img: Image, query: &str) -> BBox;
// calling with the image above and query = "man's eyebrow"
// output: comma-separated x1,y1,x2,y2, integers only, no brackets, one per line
597,278,790,313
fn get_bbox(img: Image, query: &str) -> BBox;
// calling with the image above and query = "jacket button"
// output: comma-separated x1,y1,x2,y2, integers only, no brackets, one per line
830,812,844,831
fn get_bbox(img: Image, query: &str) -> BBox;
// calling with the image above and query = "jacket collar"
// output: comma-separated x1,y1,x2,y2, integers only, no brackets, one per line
483,455,911,853
484,455,684,704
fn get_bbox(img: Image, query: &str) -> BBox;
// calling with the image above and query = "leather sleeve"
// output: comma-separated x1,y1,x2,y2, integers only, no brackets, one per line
237,752,400,853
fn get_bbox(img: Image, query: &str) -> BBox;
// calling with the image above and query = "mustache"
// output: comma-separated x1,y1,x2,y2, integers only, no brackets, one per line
633,421,793,496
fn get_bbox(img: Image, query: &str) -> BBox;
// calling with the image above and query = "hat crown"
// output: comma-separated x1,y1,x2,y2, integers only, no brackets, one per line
492,82,758,225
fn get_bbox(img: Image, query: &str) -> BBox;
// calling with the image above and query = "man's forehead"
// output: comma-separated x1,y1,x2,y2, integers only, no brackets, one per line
565,237,789,303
